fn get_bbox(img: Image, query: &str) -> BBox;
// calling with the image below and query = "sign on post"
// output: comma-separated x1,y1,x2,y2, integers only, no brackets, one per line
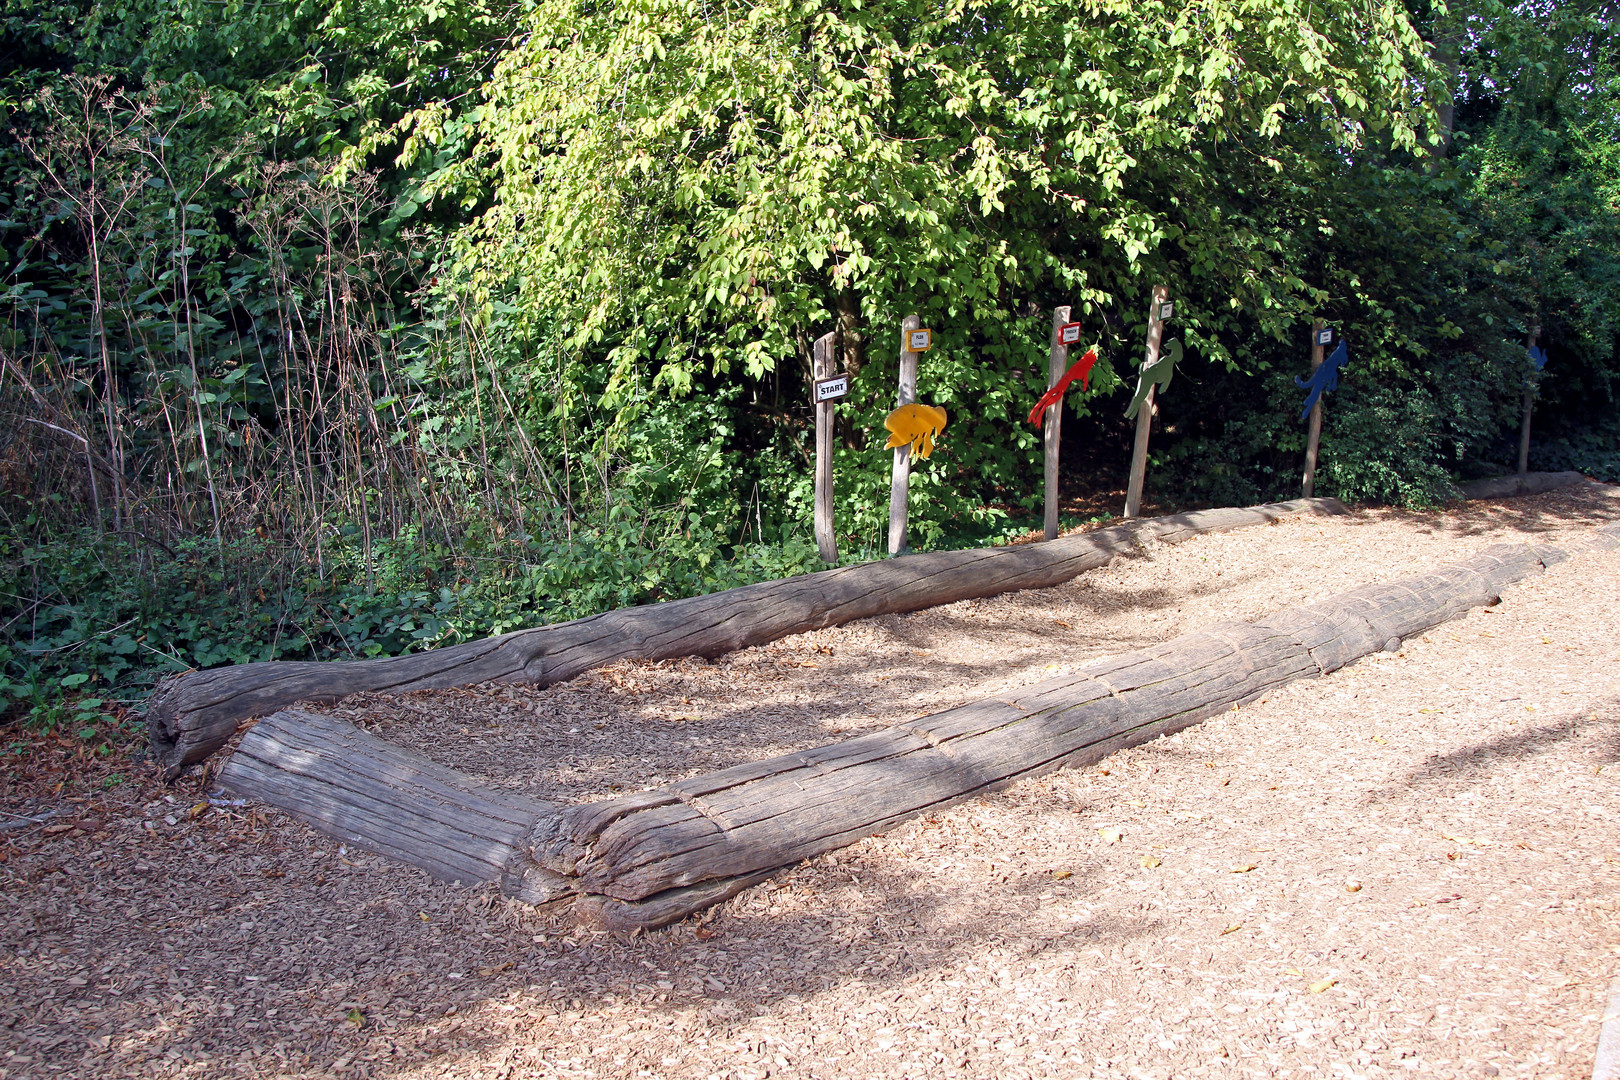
1043,308,1074,540
1299,319,1337,497
1518,326,1542,475
888,316,924,556
814,375,850,403
1123,286,1171,519
812,331,838,564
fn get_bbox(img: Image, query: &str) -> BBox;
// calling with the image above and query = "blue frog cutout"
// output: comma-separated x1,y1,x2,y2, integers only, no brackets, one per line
1296,338,1347,421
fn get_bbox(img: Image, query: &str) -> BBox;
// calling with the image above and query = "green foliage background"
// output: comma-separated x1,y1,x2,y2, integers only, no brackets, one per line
1,0,1616,721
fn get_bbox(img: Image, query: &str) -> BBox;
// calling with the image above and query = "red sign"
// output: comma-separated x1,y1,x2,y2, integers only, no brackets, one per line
1058,321,1083,346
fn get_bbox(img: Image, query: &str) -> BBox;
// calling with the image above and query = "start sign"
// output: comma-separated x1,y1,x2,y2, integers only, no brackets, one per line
1156,301,1174,322
1058,321,1083,346
1316,327,1336,346
814,374,850,403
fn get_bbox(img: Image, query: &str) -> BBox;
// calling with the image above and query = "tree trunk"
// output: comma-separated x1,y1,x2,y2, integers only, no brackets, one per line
219,538,1582,933
151,499,1343,780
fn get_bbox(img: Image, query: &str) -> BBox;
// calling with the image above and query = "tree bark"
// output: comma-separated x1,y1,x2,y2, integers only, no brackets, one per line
219,537,1579,933
151,499,1344,780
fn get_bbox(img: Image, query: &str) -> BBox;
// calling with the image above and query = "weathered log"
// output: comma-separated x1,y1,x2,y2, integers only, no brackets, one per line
1458,470,1585,500
217,709,564,896
150,498,1344,779
219,538,1575,932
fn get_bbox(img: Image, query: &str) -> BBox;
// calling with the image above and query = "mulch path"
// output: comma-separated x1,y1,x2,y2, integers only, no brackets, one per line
2,483,1618,1080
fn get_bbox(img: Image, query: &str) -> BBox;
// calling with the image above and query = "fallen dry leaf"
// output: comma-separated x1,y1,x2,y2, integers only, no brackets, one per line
478,961,514,977
1140,856,1162,869
1098,828,1122,844
1221,923,1242,935
1308,978,1337,994
1230,863,1258,874
1052,870,1073,879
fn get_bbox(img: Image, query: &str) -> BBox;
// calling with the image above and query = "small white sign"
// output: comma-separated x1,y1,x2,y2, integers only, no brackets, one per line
1157,301,1174,322
1059,321,1083,346
814,375,850,403
1316,328,1334,346
907,329,933,352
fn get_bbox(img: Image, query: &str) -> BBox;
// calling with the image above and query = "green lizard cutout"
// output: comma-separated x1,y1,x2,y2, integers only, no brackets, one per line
1125,338,1181,420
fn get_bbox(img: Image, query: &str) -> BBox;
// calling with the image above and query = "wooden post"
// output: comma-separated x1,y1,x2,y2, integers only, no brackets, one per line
1123,285,1168,519
887,314,921,556
813,330,838,564
1518,325,1539,476
1044,306,1072,541
1301,318,1327,498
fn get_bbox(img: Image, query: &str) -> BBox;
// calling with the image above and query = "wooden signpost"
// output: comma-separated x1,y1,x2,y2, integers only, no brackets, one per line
1518,325,1541,476
1123,286,1170,519
812,330,838,563
1043,306,1072,540
814,374,850,403
887,315,924,556
1301,319,1327,498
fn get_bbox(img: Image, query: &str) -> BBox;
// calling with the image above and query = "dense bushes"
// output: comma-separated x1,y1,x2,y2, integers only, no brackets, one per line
1,0,1617,720
0,516,824,720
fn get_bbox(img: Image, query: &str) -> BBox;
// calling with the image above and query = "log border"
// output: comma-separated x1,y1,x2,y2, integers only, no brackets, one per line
219,534,1602,933
151,498,1345,778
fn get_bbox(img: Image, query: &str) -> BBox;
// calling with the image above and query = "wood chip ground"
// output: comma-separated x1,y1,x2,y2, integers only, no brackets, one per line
3,485,1618,1080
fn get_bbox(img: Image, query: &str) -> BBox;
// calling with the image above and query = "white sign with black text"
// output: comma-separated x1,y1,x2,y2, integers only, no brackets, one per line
814,375,850,403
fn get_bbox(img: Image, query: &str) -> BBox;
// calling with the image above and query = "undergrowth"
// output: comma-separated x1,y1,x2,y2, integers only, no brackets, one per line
0,503,1119,729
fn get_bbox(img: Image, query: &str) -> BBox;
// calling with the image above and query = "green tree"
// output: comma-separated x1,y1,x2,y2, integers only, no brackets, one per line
446,0,1441,541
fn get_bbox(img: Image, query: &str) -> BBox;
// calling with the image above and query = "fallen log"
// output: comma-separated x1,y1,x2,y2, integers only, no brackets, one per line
1458,471,1586,500
150,498,1343,779
219,537,1575,931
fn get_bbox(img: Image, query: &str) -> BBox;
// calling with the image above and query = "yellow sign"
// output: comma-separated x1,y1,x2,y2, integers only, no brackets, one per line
906,329,933,352
883,403,948,459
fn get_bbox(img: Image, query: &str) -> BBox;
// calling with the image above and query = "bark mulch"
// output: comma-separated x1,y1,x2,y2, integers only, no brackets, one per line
2,483,1618,1080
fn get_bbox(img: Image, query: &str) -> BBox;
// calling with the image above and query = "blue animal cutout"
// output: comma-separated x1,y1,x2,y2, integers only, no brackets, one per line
1296,339,1347,421
1529,344,1548,371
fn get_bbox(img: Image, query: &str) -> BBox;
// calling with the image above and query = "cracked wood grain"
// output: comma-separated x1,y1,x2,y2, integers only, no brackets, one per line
217,537,1572,933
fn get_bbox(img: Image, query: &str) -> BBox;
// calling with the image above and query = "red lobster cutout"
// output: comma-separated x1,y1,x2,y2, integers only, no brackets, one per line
1027,347,1098,428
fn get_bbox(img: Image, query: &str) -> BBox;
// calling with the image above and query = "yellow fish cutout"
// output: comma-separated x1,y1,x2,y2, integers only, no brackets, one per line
883,403,948,459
